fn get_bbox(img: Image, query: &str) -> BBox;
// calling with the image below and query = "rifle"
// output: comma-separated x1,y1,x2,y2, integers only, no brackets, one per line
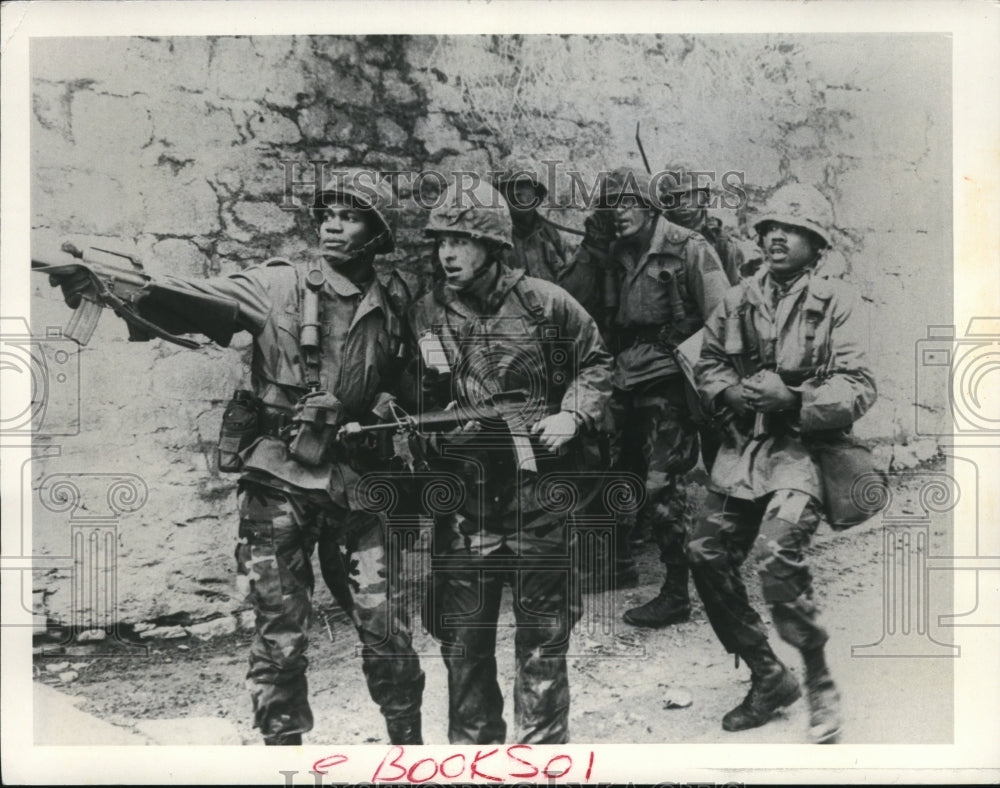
339,395,563,472
32,242,240,349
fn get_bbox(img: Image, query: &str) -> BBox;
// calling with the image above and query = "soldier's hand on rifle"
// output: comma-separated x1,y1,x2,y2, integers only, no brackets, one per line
531,411,579,453
48,268,98,310
742,370,800,413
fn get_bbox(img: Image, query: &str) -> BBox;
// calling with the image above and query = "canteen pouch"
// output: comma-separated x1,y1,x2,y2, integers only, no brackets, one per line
217,389,261,473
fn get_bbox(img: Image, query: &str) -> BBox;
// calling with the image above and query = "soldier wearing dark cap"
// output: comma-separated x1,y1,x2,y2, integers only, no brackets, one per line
660,169,747,285
598,167,731,626
494,159,607,324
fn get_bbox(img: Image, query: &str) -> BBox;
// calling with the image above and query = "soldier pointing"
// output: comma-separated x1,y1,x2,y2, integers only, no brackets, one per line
47,168,425,746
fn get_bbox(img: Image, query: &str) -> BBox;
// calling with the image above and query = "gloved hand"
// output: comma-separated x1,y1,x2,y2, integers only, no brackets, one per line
582,209,617,253
48,268,98,310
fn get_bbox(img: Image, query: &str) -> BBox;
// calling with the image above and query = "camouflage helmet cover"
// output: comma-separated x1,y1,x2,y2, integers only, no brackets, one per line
425,179,514,250
659,167,710,195
753,183,834,248
600,167,659,209
493,156,548,198
313,168,395,254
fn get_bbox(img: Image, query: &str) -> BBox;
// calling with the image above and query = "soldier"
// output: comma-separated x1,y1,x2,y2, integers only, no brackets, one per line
494,160,606,324
599,167,731,626
409,178,613,744
689,184,876,743
660,169,746,285
48,169,425,746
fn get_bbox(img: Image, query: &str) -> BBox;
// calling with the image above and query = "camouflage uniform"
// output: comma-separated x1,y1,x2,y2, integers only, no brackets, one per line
131,173,425,745
602,169,730,624
412,181,613,743
699,218,746,286
689,184,876,740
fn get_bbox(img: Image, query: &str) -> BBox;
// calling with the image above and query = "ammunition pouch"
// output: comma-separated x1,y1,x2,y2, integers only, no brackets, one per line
217,390,262,473
287,391,343,467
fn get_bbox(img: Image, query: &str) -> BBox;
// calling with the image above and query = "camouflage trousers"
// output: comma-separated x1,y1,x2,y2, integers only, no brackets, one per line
427,527,583,744
687,490,829,655
235,478,424,742
609,377,699,580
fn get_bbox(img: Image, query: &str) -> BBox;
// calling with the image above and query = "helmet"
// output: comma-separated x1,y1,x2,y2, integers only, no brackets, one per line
753,183,834,248
600,167,659,209
659,168,709,196
425,179,514,249
493,157,547,199
313,168,395,255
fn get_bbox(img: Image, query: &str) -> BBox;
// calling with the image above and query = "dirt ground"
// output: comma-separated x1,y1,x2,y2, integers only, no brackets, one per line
32,468,955,748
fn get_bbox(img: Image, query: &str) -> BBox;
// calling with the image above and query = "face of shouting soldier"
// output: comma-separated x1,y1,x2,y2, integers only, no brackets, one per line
613,194,657,239
319,197,381,266
760,221,821,278
438,233,494,292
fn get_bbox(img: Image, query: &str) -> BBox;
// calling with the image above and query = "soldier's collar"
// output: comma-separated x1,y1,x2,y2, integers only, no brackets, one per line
612,214,689,261
649,214,696,250
323,266,368,297
438,265,525,317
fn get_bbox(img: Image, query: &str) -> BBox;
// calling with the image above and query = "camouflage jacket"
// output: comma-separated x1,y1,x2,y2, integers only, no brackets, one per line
609,215,731,389
698,221,746,285
140,259,409,506
695,267,877,501
505,216,605,323
408,266,613,535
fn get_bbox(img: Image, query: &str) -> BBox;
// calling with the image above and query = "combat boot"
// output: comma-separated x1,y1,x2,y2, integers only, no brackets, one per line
802,648,842,743
622,567,691,628
722,642,801,732
264,732,303,745
386,714,423,745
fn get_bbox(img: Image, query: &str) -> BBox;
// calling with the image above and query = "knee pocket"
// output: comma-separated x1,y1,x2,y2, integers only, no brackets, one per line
687,537,724,568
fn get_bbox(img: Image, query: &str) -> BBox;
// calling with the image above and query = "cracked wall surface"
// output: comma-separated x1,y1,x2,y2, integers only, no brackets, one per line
28,34,951,627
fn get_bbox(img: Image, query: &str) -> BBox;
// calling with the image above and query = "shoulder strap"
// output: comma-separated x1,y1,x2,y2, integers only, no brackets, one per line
801,274,835,369
299,258,324,390
511,278,548,326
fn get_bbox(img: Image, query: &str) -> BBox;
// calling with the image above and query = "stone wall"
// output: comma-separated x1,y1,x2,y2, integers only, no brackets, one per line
29,34,951,628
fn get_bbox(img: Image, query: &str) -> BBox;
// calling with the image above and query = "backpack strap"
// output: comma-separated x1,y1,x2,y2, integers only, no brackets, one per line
511,278,548,326
801,275,834,369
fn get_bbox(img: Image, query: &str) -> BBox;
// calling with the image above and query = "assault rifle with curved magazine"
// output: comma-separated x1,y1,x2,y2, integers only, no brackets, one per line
339,393,562,473
32,242,239,349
